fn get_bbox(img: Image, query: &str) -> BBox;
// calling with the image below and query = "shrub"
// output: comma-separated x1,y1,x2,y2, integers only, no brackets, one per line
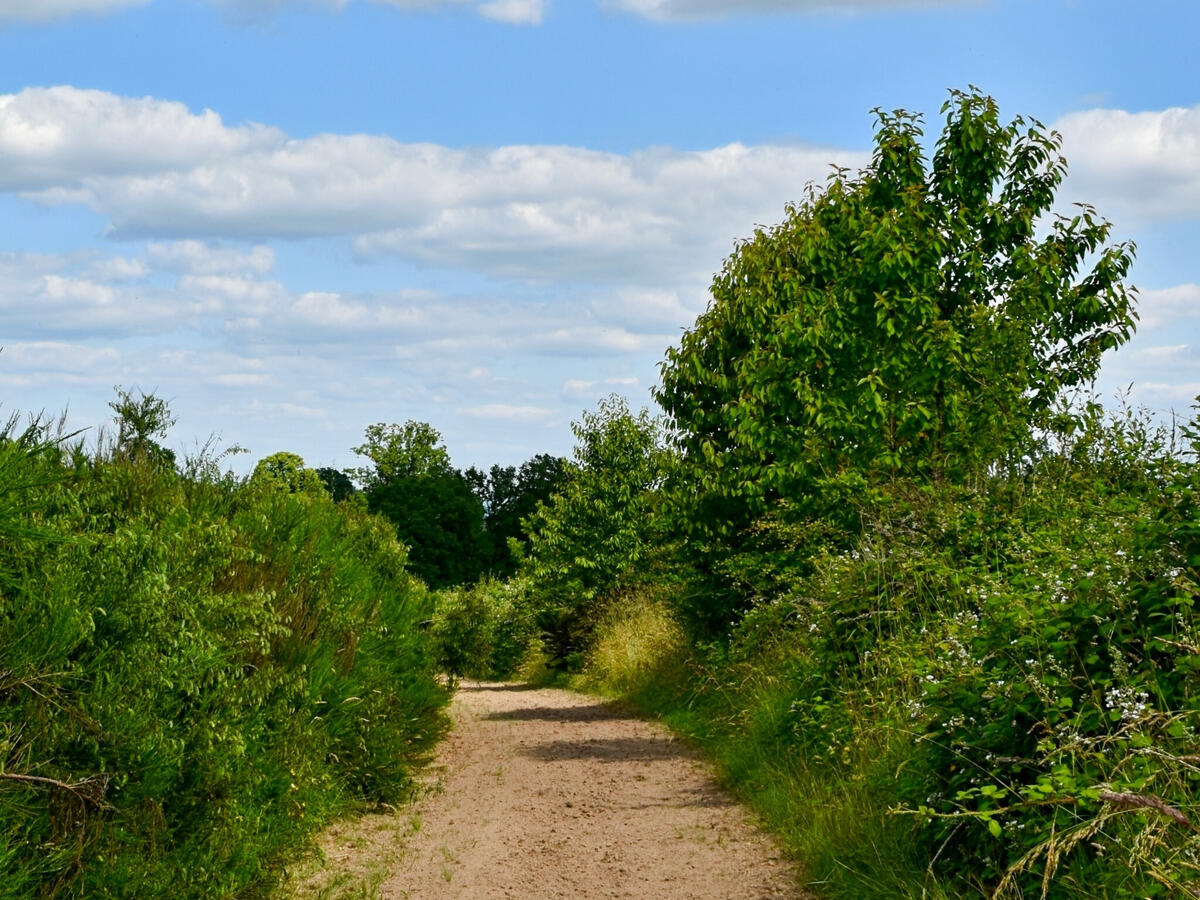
0,419,448,898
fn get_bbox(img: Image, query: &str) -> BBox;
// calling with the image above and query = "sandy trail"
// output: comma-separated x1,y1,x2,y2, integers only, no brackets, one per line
293,682,801,899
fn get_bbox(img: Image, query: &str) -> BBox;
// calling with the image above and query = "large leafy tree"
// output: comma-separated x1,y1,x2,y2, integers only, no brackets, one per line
465,453,568,576
250,451,327,496
657,89,1137,533
524,397,673,664
353,421,485,588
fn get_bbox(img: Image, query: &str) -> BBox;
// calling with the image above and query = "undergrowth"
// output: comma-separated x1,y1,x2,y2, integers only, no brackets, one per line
458,402,1200,899
0,416,449,898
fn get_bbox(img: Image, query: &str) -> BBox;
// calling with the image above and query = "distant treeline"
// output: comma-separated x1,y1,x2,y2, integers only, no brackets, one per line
292,420,568,589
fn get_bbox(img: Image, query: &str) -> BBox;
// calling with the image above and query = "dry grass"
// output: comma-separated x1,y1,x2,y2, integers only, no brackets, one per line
582,589,688,695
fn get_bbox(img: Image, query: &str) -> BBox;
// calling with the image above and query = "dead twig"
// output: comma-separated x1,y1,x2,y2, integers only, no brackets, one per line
0,771,112,808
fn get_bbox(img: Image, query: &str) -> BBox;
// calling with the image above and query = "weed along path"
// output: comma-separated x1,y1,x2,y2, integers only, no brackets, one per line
291,682,802,898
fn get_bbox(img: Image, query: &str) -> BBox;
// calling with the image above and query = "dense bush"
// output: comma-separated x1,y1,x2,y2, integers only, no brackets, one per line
429,578,537,680
0,416,448,898
557,405,1200,898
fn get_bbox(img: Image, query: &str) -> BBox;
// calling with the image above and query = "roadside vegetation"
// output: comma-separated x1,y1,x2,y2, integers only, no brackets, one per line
431,90,1200,898
5,86,1196,899
0,397,448,898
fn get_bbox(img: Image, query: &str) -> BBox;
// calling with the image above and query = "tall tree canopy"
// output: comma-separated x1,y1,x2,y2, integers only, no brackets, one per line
465,453,568,576
524,397,673,663
657,89,1137,531
353,421,484,588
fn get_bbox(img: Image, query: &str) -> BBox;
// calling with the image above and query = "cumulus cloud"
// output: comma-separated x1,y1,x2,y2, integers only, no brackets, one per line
0,88,280,193
1,340,120,373
1133,283,1200,331
1095,283,1200,417
145,240,276,276
607,0,974,20
0,238,673,470
1057,104,1200,223
0,0,147,22
2,88,860,284
476,0,547,23
210,0,541,24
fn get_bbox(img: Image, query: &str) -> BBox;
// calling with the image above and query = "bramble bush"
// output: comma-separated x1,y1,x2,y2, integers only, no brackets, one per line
902,406,1200,897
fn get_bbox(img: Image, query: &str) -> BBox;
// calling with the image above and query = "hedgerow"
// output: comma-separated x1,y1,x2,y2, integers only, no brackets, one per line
0,415,448,898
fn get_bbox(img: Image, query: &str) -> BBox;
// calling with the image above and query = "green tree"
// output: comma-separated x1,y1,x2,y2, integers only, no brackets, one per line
109,386,176,468
352,421,485,588
465,453,568,576
315,466,357,502
353,421,453,487
250,451,327,495
657,89,1137,533
524,397,672,666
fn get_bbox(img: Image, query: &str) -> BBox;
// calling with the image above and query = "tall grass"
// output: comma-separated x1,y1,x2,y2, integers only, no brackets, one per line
0,417,448,898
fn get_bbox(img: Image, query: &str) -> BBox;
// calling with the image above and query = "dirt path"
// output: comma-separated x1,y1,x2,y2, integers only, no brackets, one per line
290,682,802,899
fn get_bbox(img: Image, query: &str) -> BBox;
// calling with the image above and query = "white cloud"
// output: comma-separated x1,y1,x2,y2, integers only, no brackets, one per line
1,340,120,371
0,87,281,191
476,0,546,23
0,87,862,285
589,287,701,328
0,0,147,22
146,240,275,276
1057,105,1200,223
1096,283,1200,419
87,256,149,281
1133,284,1200,331
280,401,329,419
607,0,974,20
461,403,553,421
211,0,540,24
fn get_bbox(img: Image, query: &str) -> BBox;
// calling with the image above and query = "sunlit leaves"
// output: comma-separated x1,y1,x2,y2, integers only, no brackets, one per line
657,89,1138,544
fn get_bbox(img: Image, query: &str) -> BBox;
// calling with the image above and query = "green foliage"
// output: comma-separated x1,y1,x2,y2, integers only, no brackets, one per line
429,578,538,680
251,451,328,496
352,421,453,487
656,89,1137,626
464,454,568,577
523,396,675,667
576,402,1200,899
505,89,1188,900
899,407,1200,897
353,421,486,589
0,413,448,898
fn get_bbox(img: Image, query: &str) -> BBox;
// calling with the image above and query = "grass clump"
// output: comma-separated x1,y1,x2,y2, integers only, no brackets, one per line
579,589,688,697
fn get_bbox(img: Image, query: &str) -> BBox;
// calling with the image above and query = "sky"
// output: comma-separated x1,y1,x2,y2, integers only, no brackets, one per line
0,0,1197,474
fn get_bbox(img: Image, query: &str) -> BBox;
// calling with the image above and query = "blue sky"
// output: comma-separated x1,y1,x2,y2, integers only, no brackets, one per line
1,0,1197,473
